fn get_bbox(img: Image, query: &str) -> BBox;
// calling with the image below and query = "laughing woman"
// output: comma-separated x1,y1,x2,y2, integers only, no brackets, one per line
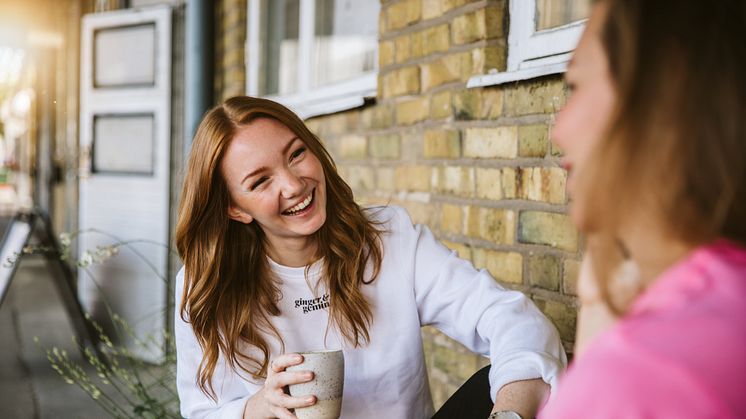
174,96,566,419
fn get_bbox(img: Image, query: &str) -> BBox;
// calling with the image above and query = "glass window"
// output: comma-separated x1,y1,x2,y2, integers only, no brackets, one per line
257,0,299,96
94,23,156,87
248,0,380,118
93,114,154,175
536,0,590,31
312,0,378,88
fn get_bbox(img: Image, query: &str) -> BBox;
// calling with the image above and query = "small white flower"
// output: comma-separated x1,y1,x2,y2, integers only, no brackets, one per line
59,233,71,246
79,251,94,267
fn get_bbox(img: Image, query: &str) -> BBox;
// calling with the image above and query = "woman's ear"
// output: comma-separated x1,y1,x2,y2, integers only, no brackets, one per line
228,205,253,224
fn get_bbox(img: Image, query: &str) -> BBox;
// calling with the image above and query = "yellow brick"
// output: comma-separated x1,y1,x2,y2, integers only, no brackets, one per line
475,168,503,200
382,66,421,98
422,0,444,20
480,88,503,118
520,167,567,204
387,0,422,30
377,167,397,192
442,240,471,259
458,50,475,81
464,127,518,158
342,166,375,191
338,135,367,159
430,90,452,119
504,78,567,116
470,46,505,76
472,247,523,284
501,167,517,199
441,166,474,196
443,0,472,13
423,129,461,158
518,125,549,157
370,134,401,159
528,254,561,291
420,54,463,92
452,9,487,45
534,297,577,342
518,211,578,251
440,204,463,234
324,113,348,135
411,31,425,60
467,206,515,244
395,165,431,191
422,24,450,55
379,40,395,68
305,118,322,136
361,104,394,129
396,97,430,125
453,89,482,120
402,201,433,225
485,6,505,39
563,258,581,296
395,35,411,64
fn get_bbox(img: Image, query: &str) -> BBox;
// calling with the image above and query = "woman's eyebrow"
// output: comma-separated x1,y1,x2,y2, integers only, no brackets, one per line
239,136,301,185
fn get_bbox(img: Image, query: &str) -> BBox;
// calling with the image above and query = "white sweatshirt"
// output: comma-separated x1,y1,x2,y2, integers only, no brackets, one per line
174,205,566,418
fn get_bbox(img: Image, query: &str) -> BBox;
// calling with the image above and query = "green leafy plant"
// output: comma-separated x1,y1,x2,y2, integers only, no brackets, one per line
8,229,180,418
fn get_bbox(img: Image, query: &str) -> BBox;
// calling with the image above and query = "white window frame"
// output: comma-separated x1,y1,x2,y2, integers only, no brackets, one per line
468,0,586,88
246,0,378,119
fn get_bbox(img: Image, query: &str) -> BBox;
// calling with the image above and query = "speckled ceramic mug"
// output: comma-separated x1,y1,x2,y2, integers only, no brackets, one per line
287,350,344,419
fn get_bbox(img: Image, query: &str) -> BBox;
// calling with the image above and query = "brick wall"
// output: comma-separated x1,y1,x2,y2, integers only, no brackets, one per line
215,0,247,101
217,0,579,408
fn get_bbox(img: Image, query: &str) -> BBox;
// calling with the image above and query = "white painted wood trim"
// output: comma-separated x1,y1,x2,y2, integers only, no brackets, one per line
467,59,568,88
266,71,377,119
246,0,260,95
298,0,315,94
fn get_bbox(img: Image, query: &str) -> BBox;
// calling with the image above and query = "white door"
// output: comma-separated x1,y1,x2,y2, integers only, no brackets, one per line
79,6,171,361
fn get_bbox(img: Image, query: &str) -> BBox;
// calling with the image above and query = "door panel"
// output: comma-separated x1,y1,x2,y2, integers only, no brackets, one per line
79,6,171,362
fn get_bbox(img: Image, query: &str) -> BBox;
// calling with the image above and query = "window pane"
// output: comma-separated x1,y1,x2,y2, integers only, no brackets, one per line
258,0,299,95
536,0,590,31
93,114,154,175
312,0,378,88
94,24,155,87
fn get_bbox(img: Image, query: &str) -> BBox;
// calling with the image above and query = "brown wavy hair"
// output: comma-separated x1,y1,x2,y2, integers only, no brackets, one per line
581,0,746,311
175,96,383,398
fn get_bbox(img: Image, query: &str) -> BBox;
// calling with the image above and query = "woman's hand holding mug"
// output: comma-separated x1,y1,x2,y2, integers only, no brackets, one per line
244,353,316,419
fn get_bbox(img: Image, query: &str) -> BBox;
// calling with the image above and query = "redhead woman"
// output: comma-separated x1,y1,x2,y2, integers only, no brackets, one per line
174,96,566,419
540,0,746,417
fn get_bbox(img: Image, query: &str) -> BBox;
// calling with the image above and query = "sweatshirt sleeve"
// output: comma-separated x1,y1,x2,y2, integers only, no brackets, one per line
393,207,567,400
174,268,260,418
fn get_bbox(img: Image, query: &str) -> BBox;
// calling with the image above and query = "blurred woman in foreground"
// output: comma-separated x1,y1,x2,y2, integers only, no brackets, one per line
541,0,746,417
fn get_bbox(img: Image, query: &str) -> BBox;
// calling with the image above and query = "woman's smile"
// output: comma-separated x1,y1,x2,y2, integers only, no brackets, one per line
282,188,316,216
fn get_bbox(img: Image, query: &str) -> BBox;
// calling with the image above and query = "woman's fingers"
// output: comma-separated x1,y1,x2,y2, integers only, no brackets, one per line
273,370,314,388
270,353,304,373
262,352,317,417
267,390,317,410
269,405,298,419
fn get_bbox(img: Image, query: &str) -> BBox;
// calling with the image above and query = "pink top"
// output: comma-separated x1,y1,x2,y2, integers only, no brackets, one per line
540,240,746,418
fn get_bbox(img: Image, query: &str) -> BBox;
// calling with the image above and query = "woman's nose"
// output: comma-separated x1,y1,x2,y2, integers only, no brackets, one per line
280,169,304,198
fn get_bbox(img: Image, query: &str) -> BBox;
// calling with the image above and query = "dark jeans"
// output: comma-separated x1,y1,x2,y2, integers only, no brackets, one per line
431,365,493,419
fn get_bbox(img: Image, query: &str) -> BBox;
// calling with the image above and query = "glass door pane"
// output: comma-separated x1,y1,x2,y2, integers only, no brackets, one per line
536,0,590,31
258,0,299,95
312,0,378,88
